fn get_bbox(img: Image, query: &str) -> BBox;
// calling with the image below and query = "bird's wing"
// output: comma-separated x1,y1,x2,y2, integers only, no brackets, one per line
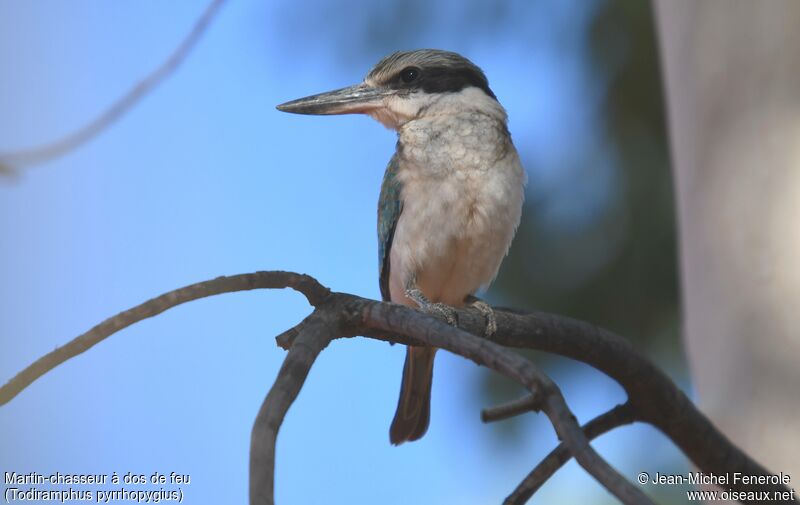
378,153,403,301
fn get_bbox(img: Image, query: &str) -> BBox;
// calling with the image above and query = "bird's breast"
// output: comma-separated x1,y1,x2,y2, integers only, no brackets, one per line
388,119,525,306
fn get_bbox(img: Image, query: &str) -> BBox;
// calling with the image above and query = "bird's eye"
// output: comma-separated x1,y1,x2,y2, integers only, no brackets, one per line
400,67,420,83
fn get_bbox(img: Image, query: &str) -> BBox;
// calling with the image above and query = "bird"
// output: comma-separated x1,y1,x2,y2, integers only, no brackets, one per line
277,49,525,445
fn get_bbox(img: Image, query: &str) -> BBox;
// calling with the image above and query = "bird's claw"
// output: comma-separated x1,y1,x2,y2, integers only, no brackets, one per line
466,296,497,338
429,302,458,326
405,288,458,326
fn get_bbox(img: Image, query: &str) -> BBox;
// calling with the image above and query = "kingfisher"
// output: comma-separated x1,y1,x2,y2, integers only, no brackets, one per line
277,49,525,445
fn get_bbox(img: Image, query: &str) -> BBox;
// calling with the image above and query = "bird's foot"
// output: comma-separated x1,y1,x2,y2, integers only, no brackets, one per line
405,287,458,326
465,295,497,338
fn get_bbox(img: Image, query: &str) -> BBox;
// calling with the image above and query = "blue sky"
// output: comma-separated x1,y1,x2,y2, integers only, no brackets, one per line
0,1,686,503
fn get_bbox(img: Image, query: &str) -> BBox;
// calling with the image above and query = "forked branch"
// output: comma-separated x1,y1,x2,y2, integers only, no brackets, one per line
1,271,793,505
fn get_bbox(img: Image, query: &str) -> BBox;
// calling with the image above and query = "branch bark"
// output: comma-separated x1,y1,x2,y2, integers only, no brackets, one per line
1,271,793,505
250,312,335,504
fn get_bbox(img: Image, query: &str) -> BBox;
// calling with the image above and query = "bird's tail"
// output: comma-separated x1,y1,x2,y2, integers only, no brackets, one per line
390,346,436,445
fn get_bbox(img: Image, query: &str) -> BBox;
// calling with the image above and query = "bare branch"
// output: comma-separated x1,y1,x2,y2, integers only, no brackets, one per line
504,402,635,505
0,0,227,172
2,272,792,504
357,298,654,505
250,312,336,505
457,308,791,502
0,271,328,407
481,393,541,423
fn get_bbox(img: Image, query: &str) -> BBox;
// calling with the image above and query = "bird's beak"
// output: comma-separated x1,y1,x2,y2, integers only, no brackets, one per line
276,83,393,115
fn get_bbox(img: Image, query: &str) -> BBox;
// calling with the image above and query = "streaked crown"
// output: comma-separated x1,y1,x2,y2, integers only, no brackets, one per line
365,49,497,101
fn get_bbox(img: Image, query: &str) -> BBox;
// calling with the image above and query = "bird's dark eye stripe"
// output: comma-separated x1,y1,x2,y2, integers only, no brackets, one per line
419,67,497,100
386,65,497,101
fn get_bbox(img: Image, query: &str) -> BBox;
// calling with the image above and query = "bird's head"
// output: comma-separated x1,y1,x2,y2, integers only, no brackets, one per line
276,49,501,130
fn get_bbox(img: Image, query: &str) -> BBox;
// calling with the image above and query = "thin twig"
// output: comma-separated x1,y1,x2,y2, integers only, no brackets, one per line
0,271,328,406
481,393,541,423
0,0,227,171
504,403,635,505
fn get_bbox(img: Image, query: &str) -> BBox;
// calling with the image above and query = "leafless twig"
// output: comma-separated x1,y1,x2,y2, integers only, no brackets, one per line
0,0,227,173
504,402,636,505
0,271,328,407
481,394,541,422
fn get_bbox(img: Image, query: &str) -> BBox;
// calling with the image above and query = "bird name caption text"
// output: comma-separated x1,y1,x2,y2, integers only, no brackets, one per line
636,471,795,502
4,471,189,503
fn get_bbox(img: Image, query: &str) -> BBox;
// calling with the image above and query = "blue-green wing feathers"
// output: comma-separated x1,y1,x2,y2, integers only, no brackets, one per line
378,154,403,301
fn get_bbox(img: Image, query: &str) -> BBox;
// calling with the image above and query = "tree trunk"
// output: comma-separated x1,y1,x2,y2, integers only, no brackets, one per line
654,0,800,482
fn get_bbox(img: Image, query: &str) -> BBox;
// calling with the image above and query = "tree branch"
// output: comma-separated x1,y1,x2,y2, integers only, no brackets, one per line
355,296,653,505
481,394,540,423
0,271,328,407
459,309,792,501
0,0,227,173
250,312,336,504
504,402,636,505
1,272,793,505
